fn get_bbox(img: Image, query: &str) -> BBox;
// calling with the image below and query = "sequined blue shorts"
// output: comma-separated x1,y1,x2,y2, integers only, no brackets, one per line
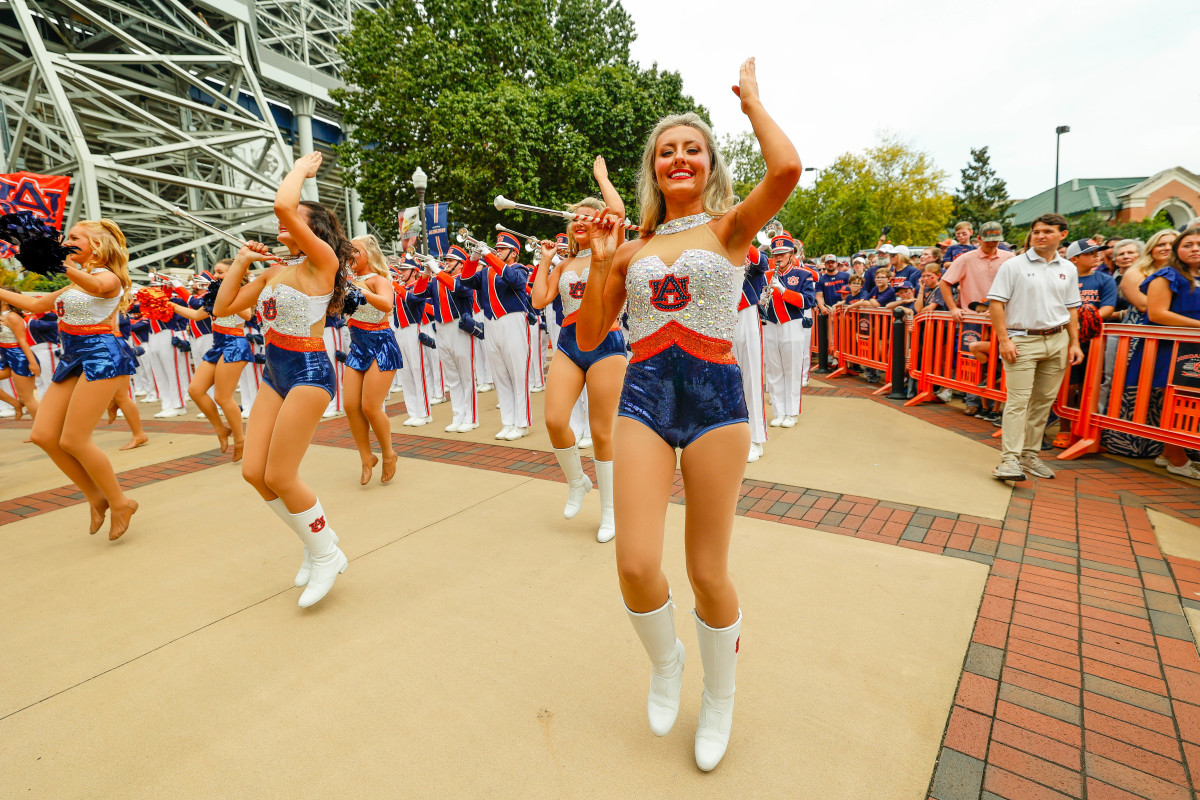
0,345,34,378
618,345,748,450
346,326,403,373
53,332,136,383
262,341,336,399
203,331,254,365
557,324,626,372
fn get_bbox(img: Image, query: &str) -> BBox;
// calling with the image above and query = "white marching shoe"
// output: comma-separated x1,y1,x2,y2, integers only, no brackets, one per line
458,421,479,432
477,382,494,392
444,421,462,433
595,459,615,543
627,597,686,737
503,426,528,441
746,442,764,463
290,500,348,608
577,435,593,449
430,395,447,405
266,498,338,588
694,611,741,772
768,417,783,427
780,416,797,428
495,425,514,440
552,444,592,519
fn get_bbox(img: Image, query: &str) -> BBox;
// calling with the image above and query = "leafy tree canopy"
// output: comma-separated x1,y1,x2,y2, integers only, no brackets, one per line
0,264,68,292
950,146,1013,230
333,0,706,242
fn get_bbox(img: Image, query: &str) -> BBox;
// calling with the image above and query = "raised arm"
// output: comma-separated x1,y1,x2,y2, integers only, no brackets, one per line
593,156,626,219
0,285,68,314
274,152,338,280
577,219,636,350
64,263,121,297
358,274,395,313
715,59,802,260
213,242,278,316
169,302,210,321
530,241,563,310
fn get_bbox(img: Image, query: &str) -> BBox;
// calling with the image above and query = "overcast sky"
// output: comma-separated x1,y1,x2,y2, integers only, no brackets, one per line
622,0,1199,200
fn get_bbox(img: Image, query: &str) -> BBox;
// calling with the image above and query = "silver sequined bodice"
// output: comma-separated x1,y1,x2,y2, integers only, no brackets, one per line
625,215,740,345
557,260,590,318
213,313,243,328
350,285,387,325
257,282,331,337
0,319,16,344
58,270,121,325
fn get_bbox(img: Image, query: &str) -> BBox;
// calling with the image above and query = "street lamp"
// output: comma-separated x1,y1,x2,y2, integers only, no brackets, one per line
412,166,428,256
1054,126,1070,213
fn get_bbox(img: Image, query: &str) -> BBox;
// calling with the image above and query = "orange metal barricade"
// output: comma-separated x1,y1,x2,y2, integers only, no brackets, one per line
827,307,896,395
906,310,1006,407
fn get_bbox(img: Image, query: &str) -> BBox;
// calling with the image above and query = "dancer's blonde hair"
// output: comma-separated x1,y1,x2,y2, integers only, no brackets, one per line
637,113,736,236
352,234,389,277
566,197,604,256
1130,229,1179,279
77,219,133,311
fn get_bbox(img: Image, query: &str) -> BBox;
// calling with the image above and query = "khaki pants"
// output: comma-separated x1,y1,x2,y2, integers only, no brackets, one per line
1000,331,1068,460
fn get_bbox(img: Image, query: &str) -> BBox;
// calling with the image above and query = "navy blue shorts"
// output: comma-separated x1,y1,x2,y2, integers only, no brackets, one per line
0,345,34,378
262,338,336,399
618,345,748,450
345,326,402,373
203,331,254,364
557,324,626,372
53,331,136,383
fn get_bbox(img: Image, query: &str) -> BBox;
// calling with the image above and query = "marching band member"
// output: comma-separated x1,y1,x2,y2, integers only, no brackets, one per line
239,312,264,419
214,151,352,608
187,271,216,367
734,245,770,462
577,60,800,771
546,232,570,349
527,263,547,395
106,311,149,451
459,231,533,440
140,274,190,418
173,259,253,460
0,300,40,419
761,231,815,428
28,309,59,398
420,304,446,405
0,220,141,540
322,309,347,418
419,245,481,432
532,191,627,544
391,257,434,427
345,234,401,485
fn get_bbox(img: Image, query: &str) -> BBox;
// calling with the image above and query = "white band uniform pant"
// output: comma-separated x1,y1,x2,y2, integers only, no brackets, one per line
393,325,431,419
483,312,532,429
145,328,190,411
420,322,444,400
733,306,768,444
31,341,57,397
434,323,477,425
763,316,806,419
323,326,345,414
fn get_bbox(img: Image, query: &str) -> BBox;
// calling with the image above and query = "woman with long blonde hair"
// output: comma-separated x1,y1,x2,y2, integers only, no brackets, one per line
577,60,801,771
0,299,40,419
0,220,140,540
344,233,401,485
530,156,627,543
1120,229,1177,326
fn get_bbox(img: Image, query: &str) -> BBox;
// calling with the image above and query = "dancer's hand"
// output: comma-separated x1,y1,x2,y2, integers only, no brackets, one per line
539,240,558,263
592,156,609,183
731,57,760,115
237,240,279,264
292,152,322,178
585,207,625,265
29,358,40,377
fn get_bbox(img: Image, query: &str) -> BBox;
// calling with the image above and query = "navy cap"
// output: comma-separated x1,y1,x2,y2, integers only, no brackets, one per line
1065,239,1110,259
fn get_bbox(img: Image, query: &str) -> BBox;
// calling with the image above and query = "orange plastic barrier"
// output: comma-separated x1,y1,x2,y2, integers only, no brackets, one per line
827,307,898,395
906,310,1006,407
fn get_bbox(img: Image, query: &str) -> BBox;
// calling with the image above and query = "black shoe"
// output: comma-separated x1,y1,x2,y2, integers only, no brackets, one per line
1041,439,1054,451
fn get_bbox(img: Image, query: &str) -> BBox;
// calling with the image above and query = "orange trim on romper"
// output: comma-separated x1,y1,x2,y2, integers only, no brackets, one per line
348,317,390,331
629,320,736,365
560,310,621,331
0,342,19,348
265,329,326,352
59,322,117,336
212,324,245,337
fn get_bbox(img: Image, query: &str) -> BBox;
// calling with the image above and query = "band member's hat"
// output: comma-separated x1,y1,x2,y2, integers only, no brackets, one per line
770,233,797,254
495,232,521,252
445,245,468,262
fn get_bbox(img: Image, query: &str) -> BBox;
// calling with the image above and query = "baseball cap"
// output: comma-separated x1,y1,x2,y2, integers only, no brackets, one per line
1065,238,1111,259
822,253,837,262
852,256,867,265
980,221,1004,242
938,239,955,248
878,243,895,254
892,245,911,259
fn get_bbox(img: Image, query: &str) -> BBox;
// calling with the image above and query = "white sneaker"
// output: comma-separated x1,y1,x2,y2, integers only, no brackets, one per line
530,385,545,393
430,395,447,405
936,388,953,403
578,436,593,449
196,412,206,419
495,425,513,440
140,395,159,404
0,408,14,418
115,410,125,419
153,408,186,419
444,422,462,433
769,417,783,427
477,383,494,392
504,426,528,441
242,408,251,419
1166,461,1200,480
134,389,147,397
781,416,797,428
322,409,339,418
747,442,763,463
457,422,479,432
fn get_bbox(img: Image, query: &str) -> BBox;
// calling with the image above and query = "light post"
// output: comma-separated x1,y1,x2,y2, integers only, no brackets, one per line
1054,126,1070,213
412,166,428,256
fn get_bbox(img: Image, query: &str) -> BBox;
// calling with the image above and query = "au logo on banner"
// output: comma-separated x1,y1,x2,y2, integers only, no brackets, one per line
0,172,71,259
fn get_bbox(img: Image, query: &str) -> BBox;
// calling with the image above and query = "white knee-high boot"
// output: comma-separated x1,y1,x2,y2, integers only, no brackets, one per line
290,500,348,608
595,459,614,543
267,498,338,587
551,443,592,519
694,610,741,771
626,596,686,737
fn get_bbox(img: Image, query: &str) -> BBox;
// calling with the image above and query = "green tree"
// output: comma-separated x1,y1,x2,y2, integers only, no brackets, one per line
0,263,68,291
780,135,952,255
332,0,705,241
950,146,1013,230
1005,211,1179,253
720,131,765,200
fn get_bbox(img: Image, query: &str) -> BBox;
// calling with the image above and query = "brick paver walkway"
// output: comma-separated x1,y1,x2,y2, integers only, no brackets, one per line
5,377,1200,799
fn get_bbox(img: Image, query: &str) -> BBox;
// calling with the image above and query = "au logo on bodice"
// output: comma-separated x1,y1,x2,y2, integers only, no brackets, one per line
54,300,65,317
568,280,586,300
261,297,278,321
649,274,691,312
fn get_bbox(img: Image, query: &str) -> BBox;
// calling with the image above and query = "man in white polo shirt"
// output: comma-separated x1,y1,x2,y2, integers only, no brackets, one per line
986,213,1084,481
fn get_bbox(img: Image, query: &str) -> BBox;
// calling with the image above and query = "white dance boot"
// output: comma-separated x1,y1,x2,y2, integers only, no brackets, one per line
694,611,741,771
290,500,348,608
626,596,686,737
552,443,592,519
595,459,615,543
268,498,338,587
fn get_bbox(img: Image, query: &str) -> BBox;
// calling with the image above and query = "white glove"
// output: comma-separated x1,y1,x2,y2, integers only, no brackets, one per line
770,277,785,292
428,260,444,275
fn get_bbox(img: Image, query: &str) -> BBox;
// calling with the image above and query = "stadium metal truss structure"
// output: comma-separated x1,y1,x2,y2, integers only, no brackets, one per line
0,0,374,274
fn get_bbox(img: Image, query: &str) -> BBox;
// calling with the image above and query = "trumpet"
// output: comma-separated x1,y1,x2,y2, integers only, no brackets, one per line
494,223,540,253
494,195,641,232
755,219,785,248
455,226,492,257
170,206,299,265
403,246,444,269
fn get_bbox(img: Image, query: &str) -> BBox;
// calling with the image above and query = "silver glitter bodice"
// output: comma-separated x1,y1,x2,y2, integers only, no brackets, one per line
557,258,590,318
213,313,244,328
350,285,387,325
625,215,739,345
257,282,331,337
58,270,120,325
0,319,16,344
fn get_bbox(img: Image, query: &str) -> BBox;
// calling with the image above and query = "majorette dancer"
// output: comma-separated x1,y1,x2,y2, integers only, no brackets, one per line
0,220,141,540
418,245,482,432
213,151,353,608
734,245,770,462
458,231,533,441
344,234,402,485
0,299,40,419
576,60,800,771
761,231,815,428
391,256,434,427
173,259,254,460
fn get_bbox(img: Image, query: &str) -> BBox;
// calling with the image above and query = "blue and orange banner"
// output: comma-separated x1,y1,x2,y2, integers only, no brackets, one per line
0,172,71,258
